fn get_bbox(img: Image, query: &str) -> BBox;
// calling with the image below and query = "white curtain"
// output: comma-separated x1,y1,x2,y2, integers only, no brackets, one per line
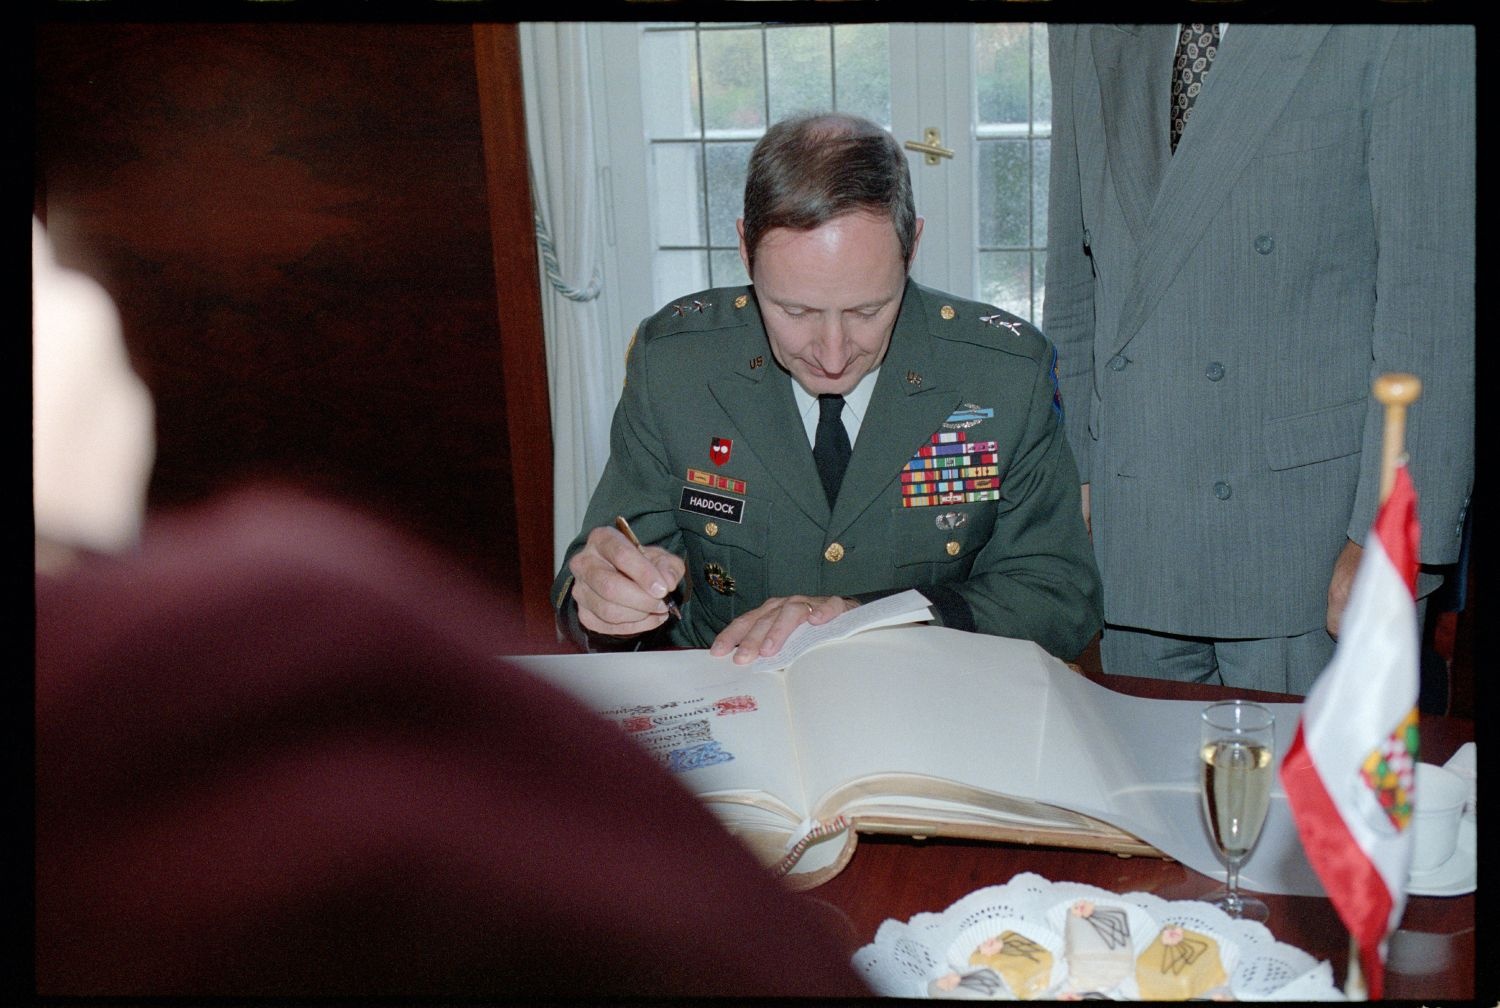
519,23,622,571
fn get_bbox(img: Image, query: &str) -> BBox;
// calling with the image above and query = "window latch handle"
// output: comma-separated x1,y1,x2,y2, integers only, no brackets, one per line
903,127,954,165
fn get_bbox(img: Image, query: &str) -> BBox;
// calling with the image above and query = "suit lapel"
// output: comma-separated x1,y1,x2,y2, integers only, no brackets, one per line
1113,25,1330,355
829,286,959,538
707,331,829,527
1091,24,1176,248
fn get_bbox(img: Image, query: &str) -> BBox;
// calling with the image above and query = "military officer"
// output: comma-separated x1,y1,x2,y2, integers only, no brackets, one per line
553,112,1101,663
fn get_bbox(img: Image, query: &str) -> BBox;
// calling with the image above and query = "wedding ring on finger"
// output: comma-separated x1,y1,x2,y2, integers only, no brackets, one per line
803,600,815,616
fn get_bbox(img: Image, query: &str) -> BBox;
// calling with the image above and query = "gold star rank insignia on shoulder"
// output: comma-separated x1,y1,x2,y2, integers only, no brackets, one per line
980,314,1023,335
673,299,712,317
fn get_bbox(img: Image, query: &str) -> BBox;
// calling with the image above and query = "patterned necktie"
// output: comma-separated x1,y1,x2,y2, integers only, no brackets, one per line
814,394,851,507
1170,23,1221,153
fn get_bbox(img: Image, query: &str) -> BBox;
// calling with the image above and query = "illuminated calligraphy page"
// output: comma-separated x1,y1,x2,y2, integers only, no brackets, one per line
509,648,810,833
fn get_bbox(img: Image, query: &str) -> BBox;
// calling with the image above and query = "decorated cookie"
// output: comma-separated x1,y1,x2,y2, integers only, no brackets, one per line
1135,925,1229,1000
967,930,1054,999
926,967,1006,999
1062,899,1134,993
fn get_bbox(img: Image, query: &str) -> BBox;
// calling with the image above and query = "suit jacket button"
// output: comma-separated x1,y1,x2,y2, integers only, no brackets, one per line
704,521,719,537
824,542,845,563
945,540,961,556
1213,481,1232,500
1108,354,1128,371
1205,361,1225,381
1254,234,1275,254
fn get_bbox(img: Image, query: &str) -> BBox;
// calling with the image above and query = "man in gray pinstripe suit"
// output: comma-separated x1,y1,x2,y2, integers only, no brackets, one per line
1044,24,1474,693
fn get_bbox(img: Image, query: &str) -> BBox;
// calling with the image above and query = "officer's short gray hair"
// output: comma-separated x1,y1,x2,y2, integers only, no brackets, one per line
741,112,916,274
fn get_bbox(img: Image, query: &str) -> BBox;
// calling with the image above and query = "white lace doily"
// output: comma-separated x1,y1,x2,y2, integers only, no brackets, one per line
851,872,1344,1000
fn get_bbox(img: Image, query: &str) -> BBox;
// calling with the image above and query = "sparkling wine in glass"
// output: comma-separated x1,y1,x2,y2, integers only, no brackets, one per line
1199,700,1275,922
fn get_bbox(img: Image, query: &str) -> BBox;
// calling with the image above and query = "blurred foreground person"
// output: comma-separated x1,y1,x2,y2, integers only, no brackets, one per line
33,219,868,998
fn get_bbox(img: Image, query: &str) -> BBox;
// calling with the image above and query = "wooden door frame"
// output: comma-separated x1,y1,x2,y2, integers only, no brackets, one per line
473,23,555,642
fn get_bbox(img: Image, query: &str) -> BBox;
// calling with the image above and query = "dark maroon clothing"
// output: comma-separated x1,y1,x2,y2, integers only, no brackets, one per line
35,486,868,998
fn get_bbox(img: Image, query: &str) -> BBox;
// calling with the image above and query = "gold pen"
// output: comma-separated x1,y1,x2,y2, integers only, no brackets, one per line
614,515,683,621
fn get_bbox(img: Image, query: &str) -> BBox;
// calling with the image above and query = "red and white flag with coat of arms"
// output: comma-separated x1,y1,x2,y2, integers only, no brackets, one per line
1279,465,1421,999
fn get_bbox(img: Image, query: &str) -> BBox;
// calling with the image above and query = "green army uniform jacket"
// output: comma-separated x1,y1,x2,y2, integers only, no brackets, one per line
552,278,1103,661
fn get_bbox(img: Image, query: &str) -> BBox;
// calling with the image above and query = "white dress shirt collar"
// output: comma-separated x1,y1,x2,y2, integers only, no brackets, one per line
792,366,881,448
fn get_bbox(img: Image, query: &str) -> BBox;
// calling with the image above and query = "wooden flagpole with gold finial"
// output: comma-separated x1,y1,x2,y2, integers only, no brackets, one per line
1375,373,1422,504
1342,372,1423,1002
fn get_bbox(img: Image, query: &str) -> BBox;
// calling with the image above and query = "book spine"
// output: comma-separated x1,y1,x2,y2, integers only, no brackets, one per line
773,816,851,878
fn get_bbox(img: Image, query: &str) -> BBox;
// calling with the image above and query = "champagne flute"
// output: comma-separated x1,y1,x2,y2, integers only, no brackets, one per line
1199,700,1275,922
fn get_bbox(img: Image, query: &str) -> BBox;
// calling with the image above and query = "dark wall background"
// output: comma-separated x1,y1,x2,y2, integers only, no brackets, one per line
34,22,553,646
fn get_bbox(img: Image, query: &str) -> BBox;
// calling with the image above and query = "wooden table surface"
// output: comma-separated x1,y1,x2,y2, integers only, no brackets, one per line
803,673,1476,1000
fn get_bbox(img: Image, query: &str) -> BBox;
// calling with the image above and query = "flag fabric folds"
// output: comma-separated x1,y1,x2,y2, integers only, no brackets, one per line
1280,465,1421,1000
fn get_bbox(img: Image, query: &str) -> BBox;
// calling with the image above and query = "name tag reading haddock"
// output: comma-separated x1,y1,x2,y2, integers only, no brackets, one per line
679,486,744,524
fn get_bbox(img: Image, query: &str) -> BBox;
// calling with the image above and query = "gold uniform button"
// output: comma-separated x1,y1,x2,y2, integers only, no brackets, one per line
704,521,719,537
823,542,845,563
734,294,749,309
940,305,956,320
945,540,961,557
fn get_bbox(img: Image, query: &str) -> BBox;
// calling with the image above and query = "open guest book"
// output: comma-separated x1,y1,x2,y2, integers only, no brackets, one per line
510,591,1324,896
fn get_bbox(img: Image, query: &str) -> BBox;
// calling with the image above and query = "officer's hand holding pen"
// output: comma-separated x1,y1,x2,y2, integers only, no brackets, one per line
613,516,682,620
566,517,685,637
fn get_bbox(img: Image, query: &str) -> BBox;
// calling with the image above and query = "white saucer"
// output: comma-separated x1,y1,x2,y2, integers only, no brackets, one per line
1407,813,1476,897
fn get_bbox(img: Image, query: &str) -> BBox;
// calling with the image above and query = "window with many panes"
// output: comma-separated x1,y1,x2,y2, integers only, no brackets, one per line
975,23,1050,322
627,22,1051,320
640,23,892,307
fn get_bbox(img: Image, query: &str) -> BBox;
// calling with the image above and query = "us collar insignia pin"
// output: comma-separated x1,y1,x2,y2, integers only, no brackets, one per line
749,355,764,370
906,370,923,387
734,294,749,309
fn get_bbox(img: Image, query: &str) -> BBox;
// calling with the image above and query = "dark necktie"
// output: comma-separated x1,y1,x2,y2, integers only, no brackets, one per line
1170,23,1220,153
814,394,851,508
